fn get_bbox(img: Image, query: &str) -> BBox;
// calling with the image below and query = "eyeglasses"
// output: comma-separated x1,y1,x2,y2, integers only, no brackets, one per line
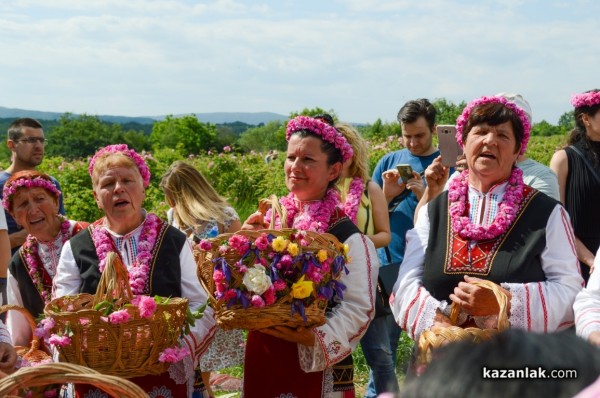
16,137,47,145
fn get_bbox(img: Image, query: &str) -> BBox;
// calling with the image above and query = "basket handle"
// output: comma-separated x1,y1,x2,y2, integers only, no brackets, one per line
0,304,46,356
448,279,509,331
93,252,134,307
258,194,287,229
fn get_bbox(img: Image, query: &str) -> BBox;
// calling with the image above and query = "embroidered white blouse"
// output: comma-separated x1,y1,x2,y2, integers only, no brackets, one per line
392,183,584,340
298,233,379,374
574,247,600,339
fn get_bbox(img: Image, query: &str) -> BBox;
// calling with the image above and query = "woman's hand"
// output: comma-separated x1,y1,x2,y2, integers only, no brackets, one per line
406,171,425,200
382,169,405,203
432,310,453,330
423,156,449,198
588,331,600,347
260,326,316,346
0,342,17,372
241,211,268,231
449,275,511,317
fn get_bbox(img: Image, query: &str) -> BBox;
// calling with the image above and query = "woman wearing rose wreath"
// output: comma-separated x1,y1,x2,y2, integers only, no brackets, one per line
242,115,379,397
550,89,600,282
392,95,584,350
2,170,88,347
53,144,216,397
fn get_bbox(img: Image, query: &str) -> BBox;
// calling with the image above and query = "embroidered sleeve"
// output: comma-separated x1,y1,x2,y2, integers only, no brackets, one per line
502,206,584,332
298,234,378,372
178,240,217,367
391,204,442,340
574,247,600,339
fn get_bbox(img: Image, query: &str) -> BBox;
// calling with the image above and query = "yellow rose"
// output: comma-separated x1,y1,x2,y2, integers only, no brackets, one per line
291,275,314,299
342,244,350,255
272,236,289,252
317,249,328,263
287,242,299,257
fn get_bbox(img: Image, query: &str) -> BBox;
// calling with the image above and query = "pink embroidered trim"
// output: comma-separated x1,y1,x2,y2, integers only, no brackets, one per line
286,115,354,162
448,168,525,240
2,176,61,211
455,95,531,155
571,90,600,108
341,177,364,224
22,218,71,304
91,213,161,295
88,144,151,188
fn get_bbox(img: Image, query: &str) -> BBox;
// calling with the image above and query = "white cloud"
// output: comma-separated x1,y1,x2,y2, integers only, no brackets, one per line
0,0,598,123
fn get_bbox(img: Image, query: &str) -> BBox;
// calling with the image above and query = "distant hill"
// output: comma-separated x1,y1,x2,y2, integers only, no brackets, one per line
0,106,287,125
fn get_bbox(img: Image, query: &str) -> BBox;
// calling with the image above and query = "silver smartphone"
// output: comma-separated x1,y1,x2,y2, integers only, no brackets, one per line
436,125,463,167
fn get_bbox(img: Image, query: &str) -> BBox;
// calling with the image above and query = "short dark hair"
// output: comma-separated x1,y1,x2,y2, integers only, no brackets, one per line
8,118,43,141
462,102,524,154
397,99,437,131
402,329,600,398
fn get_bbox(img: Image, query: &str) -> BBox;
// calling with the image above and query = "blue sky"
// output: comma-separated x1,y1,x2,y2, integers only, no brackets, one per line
1,0,598,124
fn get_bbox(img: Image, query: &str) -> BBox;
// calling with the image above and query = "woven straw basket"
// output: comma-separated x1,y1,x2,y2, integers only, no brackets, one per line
197,228,346,330
0,363,147,398
197,194,347,331
417,279,509,364
43,252,188,378
0,305,52,365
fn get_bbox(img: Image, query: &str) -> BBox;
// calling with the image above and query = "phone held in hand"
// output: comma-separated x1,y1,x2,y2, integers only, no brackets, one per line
436,125,463,167
396,164,414,184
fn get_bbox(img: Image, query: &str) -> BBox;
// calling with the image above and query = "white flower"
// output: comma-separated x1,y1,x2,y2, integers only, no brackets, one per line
242,264,272,295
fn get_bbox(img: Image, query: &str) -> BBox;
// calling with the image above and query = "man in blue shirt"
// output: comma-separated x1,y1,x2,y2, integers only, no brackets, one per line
0,118,65,307
362,99,439,397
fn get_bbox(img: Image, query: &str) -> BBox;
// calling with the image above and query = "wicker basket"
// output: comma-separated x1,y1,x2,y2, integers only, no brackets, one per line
0,305,52,366
417,279,509,364
0,363,147,398
197,226,347,331
43,252,189,378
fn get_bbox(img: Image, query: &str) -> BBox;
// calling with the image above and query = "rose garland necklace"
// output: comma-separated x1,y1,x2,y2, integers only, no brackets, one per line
22,217,71,304
277,187,341,233
341,177,364,224
448,167,525,240
91,213,161,295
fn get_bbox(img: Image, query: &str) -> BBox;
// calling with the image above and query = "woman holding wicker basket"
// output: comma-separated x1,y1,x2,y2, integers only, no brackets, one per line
1,171,88,349
53,144,216,397
392,95,584,359
240,115,379,397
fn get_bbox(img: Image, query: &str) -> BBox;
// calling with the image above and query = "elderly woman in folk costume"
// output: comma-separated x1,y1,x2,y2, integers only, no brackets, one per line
53,144,216,397
242,115,379,398
392,95,583,344
2,171,88,347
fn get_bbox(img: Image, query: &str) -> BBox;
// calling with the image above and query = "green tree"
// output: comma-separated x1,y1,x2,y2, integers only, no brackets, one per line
45,114,127,159
558,111,575,134
150,115,216,155
531,120,561,137
432,98,466,125
238,120,285,152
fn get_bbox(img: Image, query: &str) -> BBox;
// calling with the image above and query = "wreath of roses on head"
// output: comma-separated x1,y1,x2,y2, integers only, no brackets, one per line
2,176,61,211
455,95,532,155
571,90,600,109
285,115,354,162
88,144,151,188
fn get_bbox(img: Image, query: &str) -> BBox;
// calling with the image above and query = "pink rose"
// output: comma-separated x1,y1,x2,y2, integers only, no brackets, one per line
199,239,212,251
251,295,265,308
108,309,131,324
48,334,71,347
138,296,158,319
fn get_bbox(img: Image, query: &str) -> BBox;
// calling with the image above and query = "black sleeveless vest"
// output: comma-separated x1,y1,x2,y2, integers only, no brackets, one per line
422,186,558,301
9,252,47,318
69,220,187,297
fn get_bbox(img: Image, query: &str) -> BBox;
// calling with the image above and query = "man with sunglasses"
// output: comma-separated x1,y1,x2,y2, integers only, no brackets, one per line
0,118,65,282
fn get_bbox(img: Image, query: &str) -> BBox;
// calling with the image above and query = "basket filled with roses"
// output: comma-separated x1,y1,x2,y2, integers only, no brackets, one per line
41,252,203,379
196,228,350,331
